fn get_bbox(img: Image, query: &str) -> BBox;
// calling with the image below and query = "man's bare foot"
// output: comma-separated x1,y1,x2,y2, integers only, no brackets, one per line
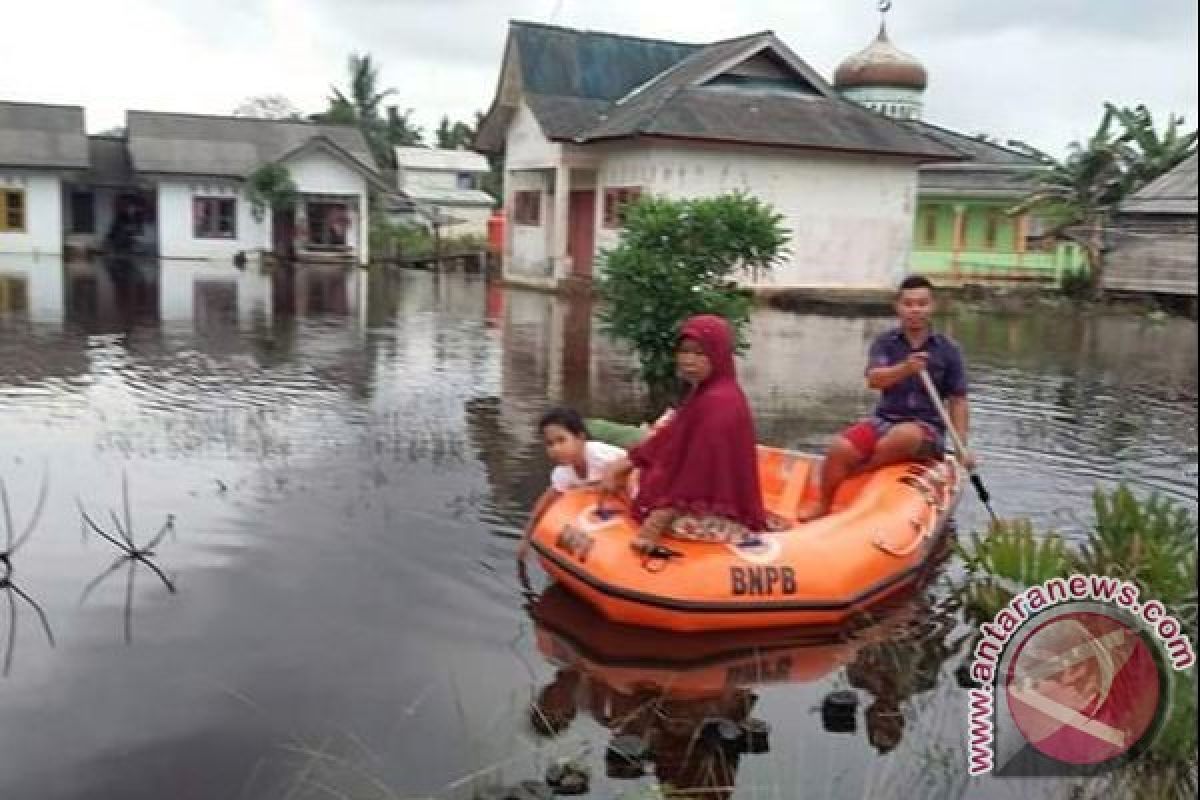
795,504,828,523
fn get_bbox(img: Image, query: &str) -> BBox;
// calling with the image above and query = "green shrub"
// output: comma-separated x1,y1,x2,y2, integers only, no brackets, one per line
595,192,788,397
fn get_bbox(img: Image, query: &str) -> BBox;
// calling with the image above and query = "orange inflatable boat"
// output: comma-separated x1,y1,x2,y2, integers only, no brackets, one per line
528,447,965,632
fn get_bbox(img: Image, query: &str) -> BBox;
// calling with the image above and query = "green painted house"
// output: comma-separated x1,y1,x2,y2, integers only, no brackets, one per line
833,18,1086,286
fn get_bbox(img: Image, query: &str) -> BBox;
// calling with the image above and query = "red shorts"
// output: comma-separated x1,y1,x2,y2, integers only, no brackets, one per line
841,416,944,460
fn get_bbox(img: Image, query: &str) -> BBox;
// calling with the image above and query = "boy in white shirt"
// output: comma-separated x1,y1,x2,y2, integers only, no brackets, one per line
518,408,626,561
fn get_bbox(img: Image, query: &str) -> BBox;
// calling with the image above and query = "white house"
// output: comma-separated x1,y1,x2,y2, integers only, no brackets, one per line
393,146,495,237
475,22,960,291
126,111,391,266
0,101,88,258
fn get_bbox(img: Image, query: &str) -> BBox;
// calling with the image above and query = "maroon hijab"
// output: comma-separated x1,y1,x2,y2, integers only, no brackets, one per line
628,315,766,531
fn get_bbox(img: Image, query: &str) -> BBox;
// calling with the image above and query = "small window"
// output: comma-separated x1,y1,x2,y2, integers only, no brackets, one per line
193,197,237,239
456,173,476,190
71,191,95,234
921,209,938,246
0,189,25,233
513,190,540,226
602,187,642,229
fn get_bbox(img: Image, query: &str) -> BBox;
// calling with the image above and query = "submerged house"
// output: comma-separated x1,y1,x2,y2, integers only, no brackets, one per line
2,100,390,267
126,112,390,266
475,21,960,292
1103,154,1198,299
0,101,88,258
393,146,496,237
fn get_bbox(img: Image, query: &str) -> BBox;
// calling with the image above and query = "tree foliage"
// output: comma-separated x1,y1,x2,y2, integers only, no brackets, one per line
247,163,298,223
596,192,788,397
233,95,304,120
1011,104,1197,297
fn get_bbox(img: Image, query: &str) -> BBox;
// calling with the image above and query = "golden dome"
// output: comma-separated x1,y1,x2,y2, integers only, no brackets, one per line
833,23,927,91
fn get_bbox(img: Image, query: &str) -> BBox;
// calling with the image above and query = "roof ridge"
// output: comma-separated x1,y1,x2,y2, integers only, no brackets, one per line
509,19,702,49
614,34,772,116
0,99,84,112
126,109,356,129
907,118,1042,162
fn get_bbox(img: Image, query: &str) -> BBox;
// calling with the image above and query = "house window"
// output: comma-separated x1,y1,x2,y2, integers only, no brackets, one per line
603,187,642,228
921,208,938,247
513,190,541,226
307,202,350,248
456,173,476,190
984,210,1001,250
0,189,25,233
193,197,237,239
71,191,95,234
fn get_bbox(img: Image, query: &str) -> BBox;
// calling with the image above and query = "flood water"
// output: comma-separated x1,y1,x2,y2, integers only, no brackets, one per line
0,258,1195,799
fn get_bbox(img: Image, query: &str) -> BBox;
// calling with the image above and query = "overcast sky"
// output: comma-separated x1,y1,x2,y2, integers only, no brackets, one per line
4,0,1197,156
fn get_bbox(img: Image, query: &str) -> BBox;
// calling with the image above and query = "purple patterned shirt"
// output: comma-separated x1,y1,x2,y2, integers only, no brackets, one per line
866,327,968,432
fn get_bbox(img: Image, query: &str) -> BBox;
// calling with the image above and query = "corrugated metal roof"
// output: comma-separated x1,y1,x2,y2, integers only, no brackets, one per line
404,186,496,207
127,111,379,178
917,167,1038,196
395,146,489,172
1121,154,1197,215
512,21,699,102
605,88,959,159
524,94,611,139
0,101,88,169
585,33,778,139
901,120,1040,166
484,24,959,160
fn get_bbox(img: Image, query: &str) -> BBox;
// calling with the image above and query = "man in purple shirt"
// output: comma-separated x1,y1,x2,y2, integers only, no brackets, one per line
799,275,973,521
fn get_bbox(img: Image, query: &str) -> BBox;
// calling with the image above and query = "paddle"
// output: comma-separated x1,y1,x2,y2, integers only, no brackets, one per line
917,368,999,523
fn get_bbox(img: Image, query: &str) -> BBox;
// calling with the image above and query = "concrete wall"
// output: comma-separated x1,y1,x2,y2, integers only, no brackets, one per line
157,179,267,263
0,171,64,256
505,168,553,281
592,140,919,289
503,102,563,285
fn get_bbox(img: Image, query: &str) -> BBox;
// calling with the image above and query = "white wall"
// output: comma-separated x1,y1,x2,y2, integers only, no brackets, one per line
505,103,562,170
283,149,371,264
503,101,562,284
505,169,552,279
403,169,487,191
593,141,919,289
0,172,64,256
157,180,268,263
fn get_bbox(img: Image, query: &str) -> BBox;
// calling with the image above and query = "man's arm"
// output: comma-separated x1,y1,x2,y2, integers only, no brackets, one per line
867,352,930,390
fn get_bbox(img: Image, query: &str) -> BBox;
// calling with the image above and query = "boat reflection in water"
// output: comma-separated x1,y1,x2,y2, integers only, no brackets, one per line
525,575,964,796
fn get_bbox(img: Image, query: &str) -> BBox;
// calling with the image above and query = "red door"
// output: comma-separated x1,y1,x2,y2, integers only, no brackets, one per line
567,190,596,278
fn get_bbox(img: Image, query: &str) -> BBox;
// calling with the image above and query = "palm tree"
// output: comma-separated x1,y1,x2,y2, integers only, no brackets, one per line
1108,103,1198,193
1010,107,1134,297
315,53,422,167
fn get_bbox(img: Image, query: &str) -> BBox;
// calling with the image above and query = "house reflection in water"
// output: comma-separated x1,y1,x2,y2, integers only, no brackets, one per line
0,257,366,330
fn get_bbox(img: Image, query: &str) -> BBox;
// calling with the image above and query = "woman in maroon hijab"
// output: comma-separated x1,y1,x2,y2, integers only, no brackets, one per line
601,315,767,553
